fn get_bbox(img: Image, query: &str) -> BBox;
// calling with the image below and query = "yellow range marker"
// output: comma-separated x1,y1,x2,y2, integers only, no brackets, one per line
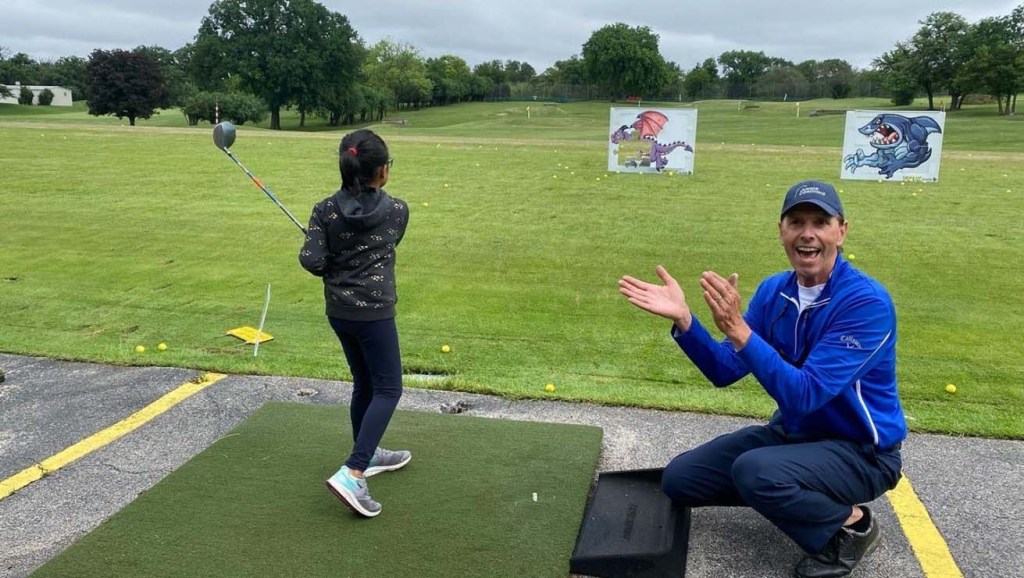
0,373,227,501
887,476,964,578
226,326,274,344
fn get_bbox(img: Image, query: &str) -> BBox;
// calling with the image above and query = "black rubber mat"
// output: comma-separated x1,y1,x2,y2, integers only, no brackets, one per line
571,468,690,578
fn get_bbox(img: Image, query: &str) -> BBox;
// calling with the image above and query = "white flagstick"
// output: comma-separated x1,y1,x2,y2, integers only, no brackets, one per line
254,283,271,357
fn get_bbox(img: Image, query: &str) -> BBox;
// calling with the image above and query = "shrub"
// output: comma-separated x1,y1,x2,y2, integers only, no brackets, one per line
18,86,34,105
37,88,55,106
889,86,916,106
221,92,266,125
181,91,266,126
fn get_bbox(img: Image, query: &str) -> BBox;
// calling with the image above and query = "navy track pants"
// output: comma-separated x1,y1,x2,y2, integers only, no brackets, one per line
661,423,902,554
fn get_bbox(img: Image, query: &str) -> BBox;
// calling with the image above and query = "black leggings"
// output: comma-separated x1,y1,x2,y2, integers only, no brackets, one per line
328,316,403,472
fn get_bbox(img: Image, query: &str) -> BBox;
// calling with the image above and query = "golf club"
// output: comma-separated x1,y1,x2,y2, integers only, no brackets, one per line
212,121,307,234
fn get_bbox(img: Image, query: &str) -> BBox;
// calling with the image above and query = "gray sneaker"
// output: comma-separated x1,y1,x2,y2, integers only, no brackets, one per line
326,466,381,517
364,447,412,477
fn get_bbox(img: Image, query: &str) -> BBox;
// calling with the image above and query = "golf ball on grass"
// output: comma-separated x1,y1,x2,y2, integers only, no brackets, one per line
545,383,555,393
441,344,451,353
135,345,145,353
157,343,168,351
945,384,957,394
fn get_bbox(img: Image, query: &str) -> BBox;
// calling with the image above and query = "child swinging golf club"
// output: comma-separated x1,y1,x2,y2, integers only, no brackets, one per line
299,129,411,517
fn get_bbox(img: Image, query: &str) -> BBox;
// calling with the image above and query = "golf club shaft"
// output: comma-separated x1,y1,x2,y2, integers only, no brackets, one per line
222,149,307,234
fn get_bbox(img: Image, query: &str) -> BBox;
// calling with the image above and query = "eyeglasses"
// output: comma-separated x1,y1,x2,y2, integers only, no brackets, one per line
386,158,394,168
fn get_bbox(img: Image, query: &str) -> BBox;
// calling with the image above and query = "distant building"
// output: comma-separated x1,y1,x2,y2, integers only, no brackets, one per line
0,83,74,106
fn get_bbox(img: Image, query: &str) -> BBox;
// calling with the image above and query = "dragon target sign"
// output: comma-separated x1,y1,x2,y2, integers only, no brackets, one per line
608,108,697,174
840,110,946,182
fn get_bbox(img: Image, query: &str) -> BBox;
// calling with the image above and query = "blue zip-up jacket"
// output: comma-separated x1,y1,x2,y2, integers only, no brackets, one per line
673,256,907,450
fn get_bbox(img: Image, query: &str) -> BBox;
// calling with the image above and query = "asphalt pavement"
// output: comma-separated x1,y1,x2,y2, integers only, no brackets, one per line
1,353,1021,578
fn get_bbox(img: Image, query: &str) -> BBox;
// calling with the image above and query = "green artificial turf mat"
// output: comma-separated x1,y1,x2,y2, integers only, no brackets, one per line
31,403,603,578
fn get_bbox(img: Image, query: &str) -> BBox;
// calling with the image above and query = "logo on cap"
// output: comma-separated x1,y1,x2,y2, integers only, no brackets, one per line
798,185,827,197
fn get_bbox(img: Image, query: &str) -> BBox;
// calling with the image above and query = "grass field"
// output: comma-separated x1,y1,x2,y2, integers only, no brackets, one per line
1,97,1022,439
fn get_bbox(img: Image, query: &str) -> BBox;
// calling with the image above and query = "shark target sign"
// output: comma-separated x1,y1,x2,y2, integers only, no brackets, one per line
841,110,946,182
608,108,697,174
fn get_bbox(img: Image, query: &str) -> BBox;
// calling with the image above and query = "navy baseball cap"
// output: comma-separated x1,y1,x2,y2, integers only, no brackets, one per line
780,180,844,218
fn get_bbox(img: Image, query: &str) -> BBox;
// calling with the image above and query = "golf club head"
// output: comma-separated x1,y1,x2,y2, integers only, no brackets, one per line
213,121,236,150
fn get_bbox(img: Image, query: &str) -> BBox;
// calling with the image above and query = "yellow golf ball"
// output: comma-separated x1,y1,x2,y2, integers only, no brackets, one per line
157,343,168,351
441,344,451,353
134,345,145,353
945,384,957,394
848,254,856,260
545,383,555,393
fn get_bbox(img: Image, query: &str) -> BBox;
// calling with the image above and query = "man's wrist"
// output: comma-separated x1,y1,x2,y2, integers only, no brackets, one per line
674,311,693,333
728,326,752,350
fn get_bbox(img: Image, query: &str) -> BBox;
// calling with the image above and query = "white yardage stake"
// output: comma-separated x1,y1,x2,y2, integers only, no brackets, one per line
254,283,271,357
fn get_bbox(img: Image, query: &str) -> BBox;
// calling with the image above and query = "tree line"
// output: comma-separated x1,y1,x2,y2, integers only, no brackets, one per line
2,1,1021,127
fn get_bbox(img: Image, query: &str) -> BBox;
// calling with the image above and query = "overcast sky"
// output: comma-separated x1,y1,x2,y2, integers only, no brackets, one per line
2,1,1020,72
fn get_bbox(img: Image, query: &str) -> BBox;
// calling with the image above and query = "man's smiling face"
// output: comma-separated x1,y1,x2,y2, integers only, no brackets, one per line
779,205,848,287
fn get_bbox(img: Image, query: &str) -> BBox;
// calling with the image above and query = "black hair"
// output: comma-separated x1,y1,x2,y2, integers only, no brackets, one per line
338,129,389,194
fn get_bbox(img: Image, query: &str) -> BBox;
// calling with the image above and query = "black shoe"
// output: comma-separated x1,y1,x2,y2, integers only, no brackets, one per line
0,367,4,384
794,506,880,578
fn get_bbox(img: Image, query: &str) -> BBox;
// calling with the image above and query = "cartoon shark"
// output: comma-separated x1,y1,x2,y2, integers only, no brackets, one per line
844,114,942,179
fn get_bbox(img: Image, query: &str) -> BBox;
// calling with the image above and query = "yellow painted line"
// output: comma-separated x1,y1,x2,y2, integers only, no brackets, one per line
0,372,227,501
888,475,964,578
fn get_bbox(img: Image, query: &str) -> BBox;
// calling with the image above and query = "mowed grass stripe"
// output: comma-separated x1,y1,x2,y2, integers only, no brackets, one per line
888,476,964,578
0,373,226,501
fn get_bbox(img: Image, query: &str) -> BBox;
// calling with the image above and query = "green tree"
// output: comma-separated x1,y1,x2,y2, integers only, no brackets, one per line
873,44,919,106
426,55,473,105
179,40,230,93
1007,3,1024,113
754,66,808,100
313,11,365,126
718,50,774,98
364,39,432,111
196,0,359,129
682,58,719,100
0,46,10,97
908,12,972,109
539,55,587,86
467,74,494,102
582,23,670,98
0,52,40,85
196,0,292,128
960,16,1021,114
473,59,508,98
280,2,362,127
658,60,684,99
797,59,854,99
86,48,170,125
133,45,192,108
39,56,88,101
505,60,537,83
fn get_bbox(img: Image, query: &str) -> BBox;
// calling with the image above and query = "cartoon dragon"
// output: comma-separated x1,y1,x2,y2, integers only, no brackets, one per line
610,110,693,171
844,114,942,179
